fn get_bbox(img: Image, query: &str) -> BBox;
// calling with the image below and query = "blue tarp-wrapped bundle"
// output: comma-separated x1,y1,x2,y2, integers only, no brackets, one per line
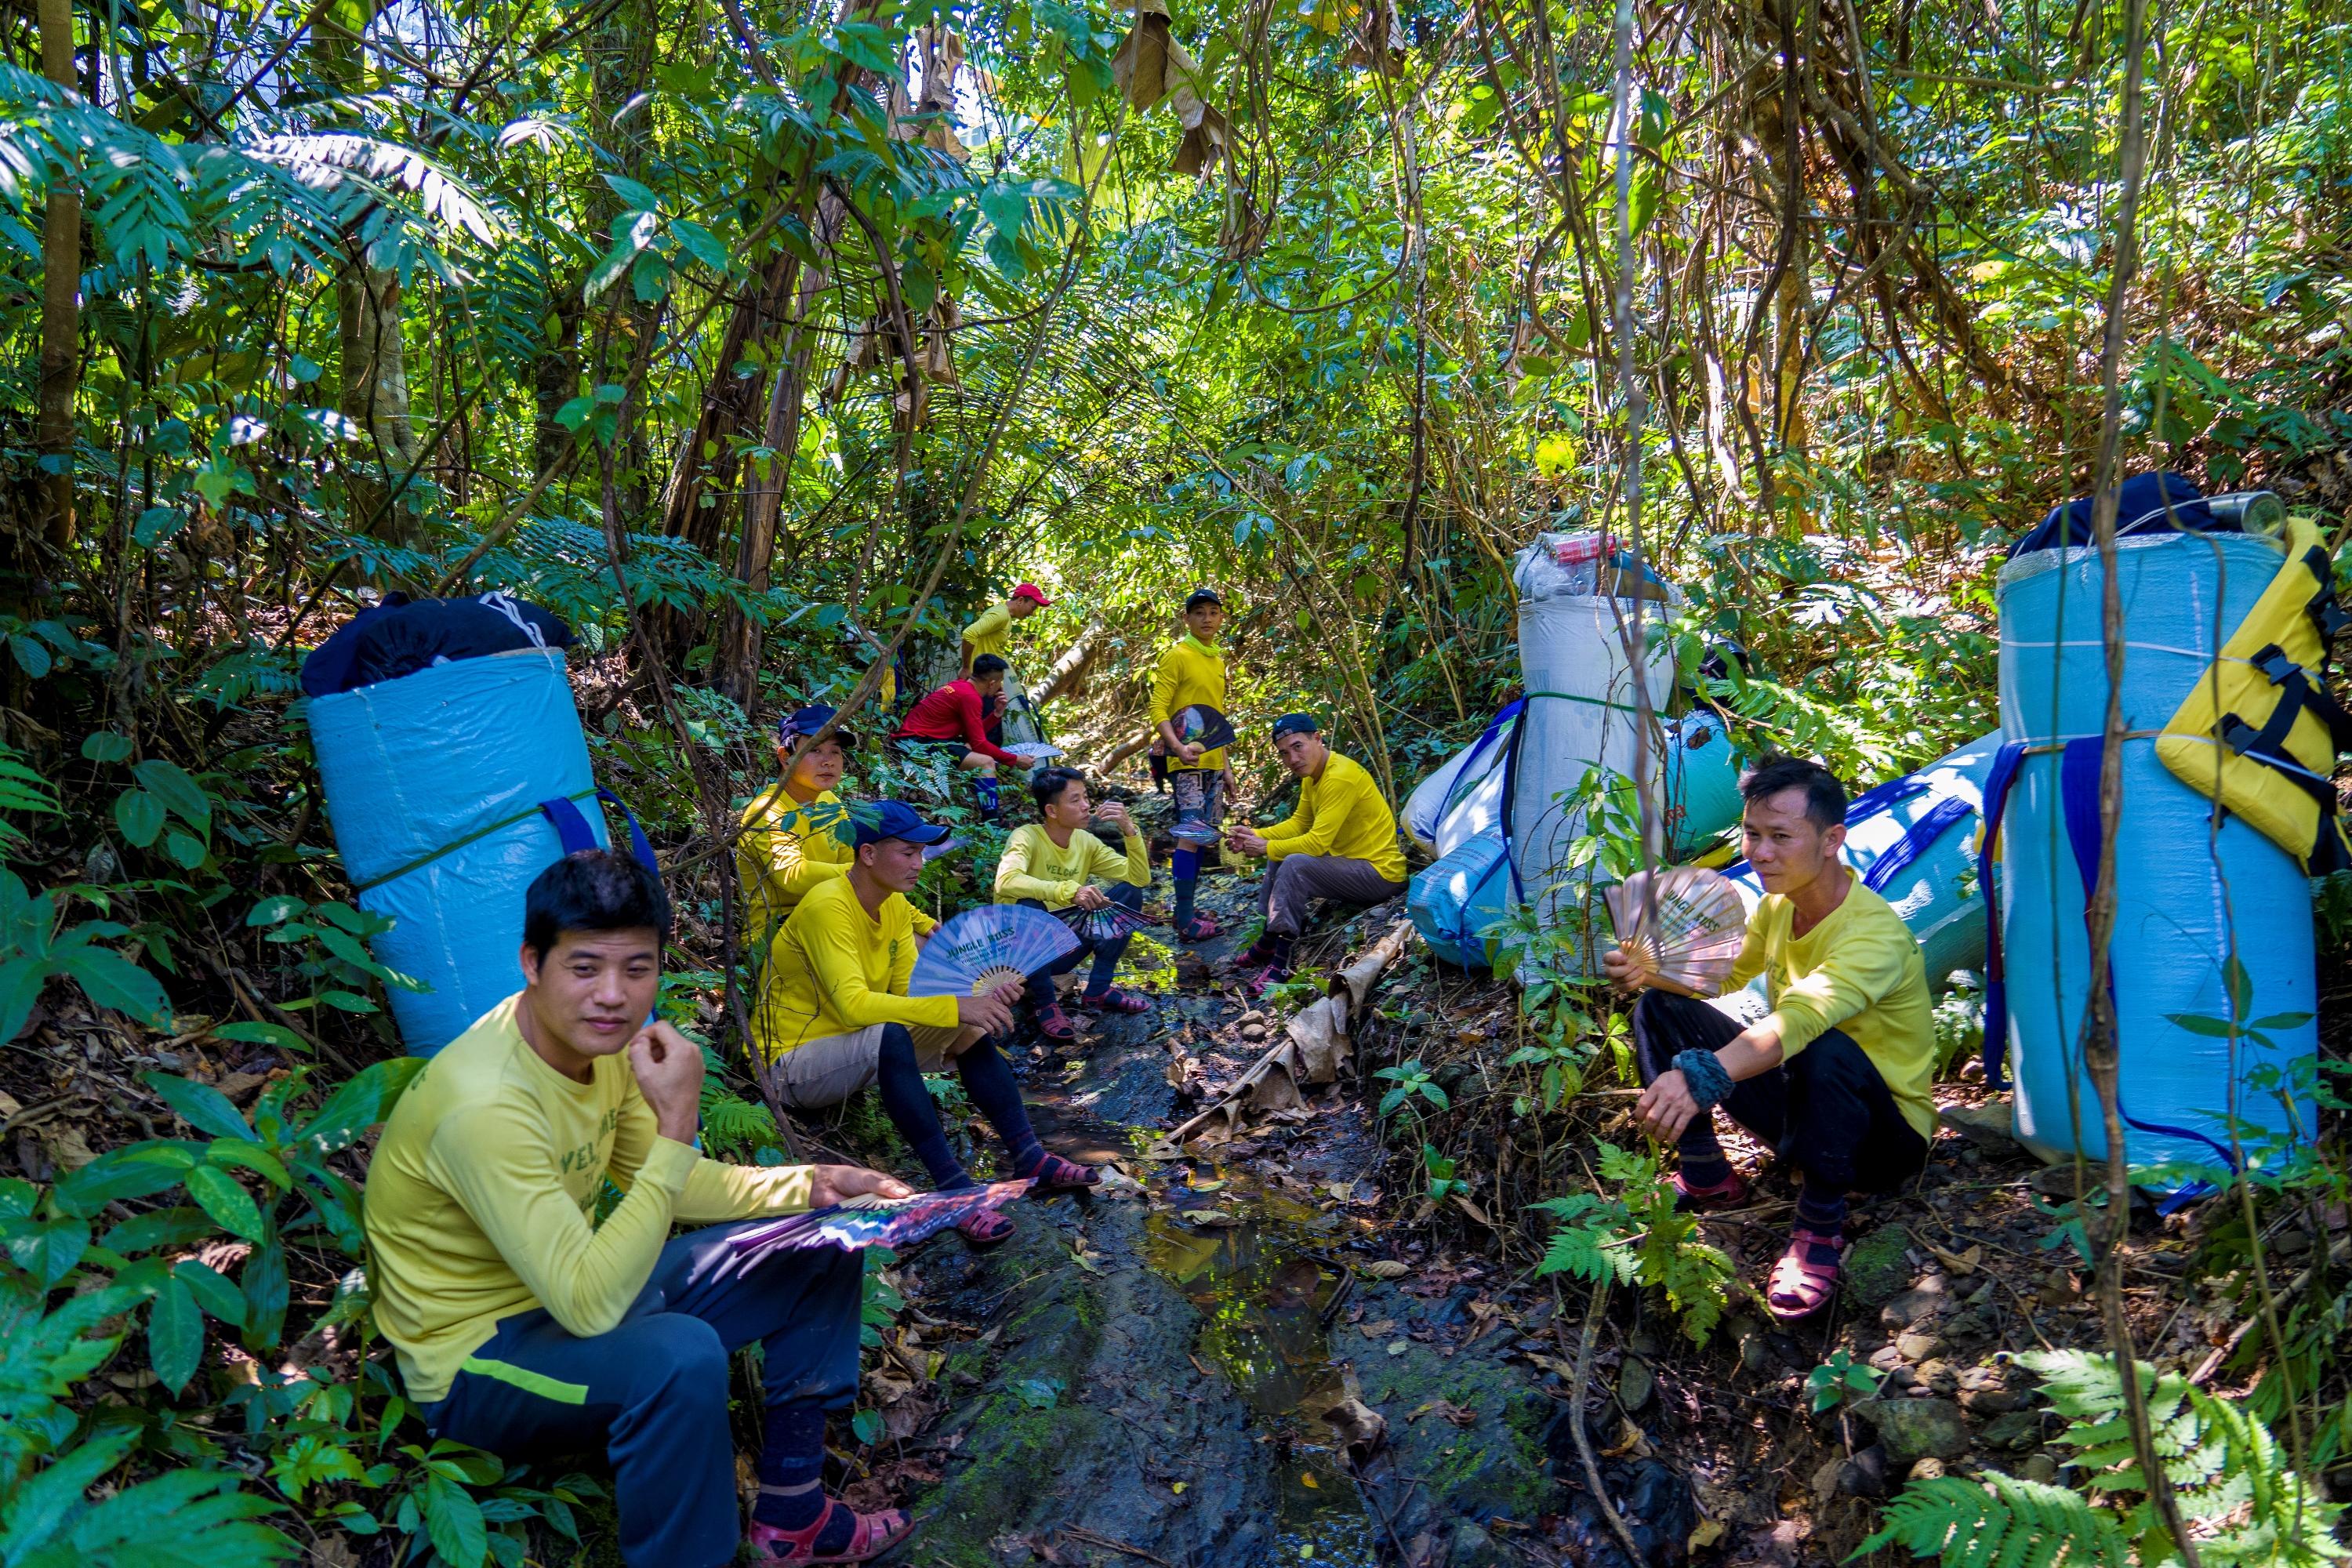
307,644,611,1055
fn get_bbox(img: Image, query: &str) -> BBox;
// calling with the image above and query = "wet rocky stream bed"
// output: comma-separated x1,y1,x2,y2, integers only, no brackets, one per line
814,868,2253,1568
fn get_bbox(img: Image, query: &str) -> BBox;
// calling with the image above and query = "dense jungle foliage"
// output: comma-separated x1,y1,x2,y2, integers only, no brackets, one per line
1,0,2349,1556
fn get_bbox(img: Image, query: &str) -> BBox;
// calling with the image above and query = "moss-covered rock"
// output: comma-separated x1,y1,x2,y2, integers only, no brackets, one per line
1842,1224,1915,1309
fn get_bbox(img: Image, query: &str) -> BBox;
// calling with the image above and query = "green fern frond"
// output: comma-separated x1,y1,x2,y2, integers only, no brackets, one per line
1856,1472,2134,1568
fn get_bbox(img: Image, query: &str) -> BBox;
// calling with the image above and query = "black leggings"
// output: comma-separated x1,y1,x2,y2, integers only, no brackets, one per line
872,1024,1035,1171
1631,989,1927,1193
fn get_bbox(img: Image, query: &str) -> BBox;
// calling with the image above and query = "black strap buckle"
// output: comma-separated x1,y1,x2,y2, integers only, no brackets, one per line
2250,644,2299,686
2221,713,2264,754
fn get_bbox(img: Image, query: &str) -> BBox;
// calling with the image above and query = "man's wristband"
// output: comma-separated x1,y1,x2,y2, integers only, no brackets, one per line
1671,1048,1734,1109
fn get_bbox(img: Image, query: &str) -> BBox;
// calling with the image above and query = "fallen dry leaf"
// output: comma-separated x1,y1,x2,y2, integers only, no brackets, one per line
1322,1396,1387,1464
1454,1194,1492,1227
1362,1260,1409,1279
1180,1209,1239,1227
1405,1398,1478,1428
1929,1240,1985,1273
1689,1519,1728,1552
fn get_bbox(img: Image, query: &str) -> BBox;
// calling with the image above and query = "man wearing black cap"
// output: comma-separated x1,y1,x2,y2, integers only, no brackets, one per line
737,705,938,949
752,800,1101,1244
1225,715,1408,994
1150,588,1233,940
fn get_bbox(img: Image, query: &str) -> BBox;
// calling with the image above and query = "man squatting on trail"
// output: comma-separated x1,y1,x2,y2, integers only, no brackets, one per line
1604,753,1937,1323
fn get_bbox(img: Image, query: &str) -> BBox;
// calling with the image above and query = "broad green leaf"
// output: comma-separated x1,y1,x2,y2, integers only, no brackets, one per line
62,945,172,1025
164,828,209,868
213,1022,308,1054
295,1057,426,1155
209,1138,292,1189
185,1163,266,1241
147,1271,204,1391
423,1471,490,1568
0,1425,138,1555
52,1141,204,1218
5,1215,91,1286
245,895,307,927
114,787,165,847
178,1258,249,1327
242,1237,289,1346
103,1204,216,1254
143,1069,255,1141
131,757,211,828
2222,955,2252,1020
2161,1012,2241,1040
79,731,134,763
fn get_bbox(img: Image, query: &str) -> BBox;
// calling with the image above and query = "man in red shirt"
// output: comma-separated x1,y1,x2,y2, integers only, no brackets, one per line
892,654,1030,823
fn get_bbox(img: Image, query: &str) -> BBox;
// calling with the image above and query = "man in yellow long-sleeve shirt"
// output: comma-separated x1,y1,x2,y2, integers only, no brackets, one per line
1603,753,1934,1325
1225,713,1408,994
363,850,919,1566
958,581,1051,677
736,704,937,947
753,800,1102,1246
1150,587,1233,941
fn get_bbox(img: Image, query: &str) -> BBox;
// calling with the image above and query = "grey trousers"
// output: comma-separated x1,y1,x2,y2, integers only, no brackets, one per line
1258,854,1409,938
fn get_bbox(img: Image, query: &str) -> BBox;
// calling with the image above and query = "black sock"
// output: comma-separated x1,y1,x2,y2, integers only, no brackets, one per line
875,1025,969,1189
1676,1120,1730,1187
1267,935,1294,971
956,1036,1043,1174
1794,1183,1847,1259
754,1402,851,1551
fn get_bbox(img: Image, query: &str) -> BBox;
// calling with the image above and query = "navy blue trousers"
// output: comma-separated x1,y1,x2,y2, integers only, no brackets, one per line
1631,989,1927,1193
424,1221,862,1568
1017,881,1143,1006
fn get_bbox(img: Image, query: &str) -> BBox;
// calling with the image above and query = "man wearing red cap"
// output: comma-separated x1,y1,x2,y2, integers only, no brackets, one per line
959,583,1051,677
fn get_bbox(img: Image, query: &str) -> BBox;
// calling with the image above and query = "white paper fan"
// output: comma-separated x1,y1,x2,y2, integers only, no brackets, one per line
1604,866,1748,996
1004,741,1064,760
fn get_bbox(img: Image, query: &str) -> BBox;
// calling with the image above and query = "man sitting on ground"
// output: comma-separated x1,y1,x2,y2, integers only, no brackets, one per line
364,850,915,1566
1150,587,1233,941
1225,713,1408,994
753,800,1098,1245
1604,752,1934,1323
738,704,935,949
960,582,1051,677
995,766,1154,1041
892,655,1029,825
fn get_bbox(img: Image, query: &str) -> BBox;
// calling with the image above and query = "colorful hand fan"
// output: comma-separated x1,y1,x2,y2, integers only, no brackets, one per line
1604,866,1749,996
1168,818,1223,845
1173,705,1236,752
1054,902,1165,944
909,903,1080,996
1004,741,1065,760
725,1179,1033,1265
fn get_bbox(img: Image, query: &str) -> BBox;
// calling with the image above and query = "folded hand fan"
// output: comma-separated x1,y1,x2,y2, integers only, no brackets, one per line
1169,818,1223,845
921,835,965,862
1004,741,1065,760
1054,902,1165,944
1604,866,1748,996
1174,705,1236,752
909,904,1080,996
725,1179,1033,1265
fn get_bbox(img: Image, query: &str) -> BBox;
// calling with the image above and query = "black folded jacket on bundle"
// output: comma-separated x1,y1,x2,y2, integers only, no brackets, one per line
2004,470,2229,559
300,591,575,697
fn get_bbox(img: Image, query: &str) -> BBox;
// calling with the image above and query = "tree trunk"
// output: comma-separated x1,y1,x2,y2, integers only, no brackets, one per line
338,259,421,545
35,0,78,551
533,297,583,475
1033,619,1104,706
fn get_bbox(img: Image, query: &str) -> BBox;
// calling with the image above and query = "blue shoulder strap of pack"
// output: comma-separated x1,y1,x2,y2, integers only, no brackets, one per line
2055,739,2241,1179
539,787,660,875
1974,740,2032,1089
1859,795,1975,895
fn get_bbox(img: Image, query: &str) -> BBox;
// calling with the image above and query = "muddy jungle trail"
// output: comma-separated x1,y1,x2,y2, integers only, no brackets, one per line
753,782,2271,1568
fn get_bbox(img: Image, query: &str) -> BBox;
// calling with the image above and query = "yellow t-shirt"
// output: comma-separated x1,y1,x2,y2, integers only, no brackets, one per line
362,995,815,1403
1726,877,1936,1139
1149,636,1229,771
736,786,935,942
753,875,960,1059
963,602,1014,658
1261,751,1407,883
993,823,1149,909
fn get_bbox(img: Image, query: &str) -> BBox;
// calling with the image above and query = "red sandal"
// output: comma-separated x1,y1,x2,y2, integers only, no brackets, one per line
958,1207,1014,1247
1079,986,1151,1014
746,1499,915,1563
1018,1151,1101,1191
1035,1003,1077,1041
1671,1166,1750,1212
1766,1225,1846,1322
1178,913,1221,942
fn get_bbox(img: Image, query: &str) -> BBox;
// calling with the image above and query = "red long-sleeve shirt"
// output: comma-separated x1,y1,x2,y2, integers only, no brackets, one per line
893,679,1020,766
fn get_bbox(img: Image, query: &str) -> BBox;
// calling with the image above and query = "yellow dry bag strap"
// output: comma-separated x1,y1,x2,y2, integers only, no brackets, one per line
2154,518,2352,874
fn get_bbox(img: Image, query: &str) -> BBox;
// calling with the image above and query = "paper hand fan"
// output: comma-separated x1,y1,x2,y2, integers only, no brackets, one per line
1054,902,1165,944
909,904,1080,997
725,1179,1033,1265
1004,741,1065,760
1168,818,1222,845
1604,866,1748,996
1173,705,1236,753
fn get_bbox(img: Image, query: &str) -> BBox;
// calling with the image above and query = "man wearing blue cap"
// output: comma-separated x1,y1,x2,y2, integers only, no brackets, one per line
737,706,938,949
752,800,1100,1244
1225,714,1408,994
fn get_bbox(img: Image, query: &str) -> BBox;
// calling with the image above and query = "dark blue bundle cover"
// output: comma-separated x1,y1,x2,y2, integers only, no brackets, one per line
301,591,573,696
